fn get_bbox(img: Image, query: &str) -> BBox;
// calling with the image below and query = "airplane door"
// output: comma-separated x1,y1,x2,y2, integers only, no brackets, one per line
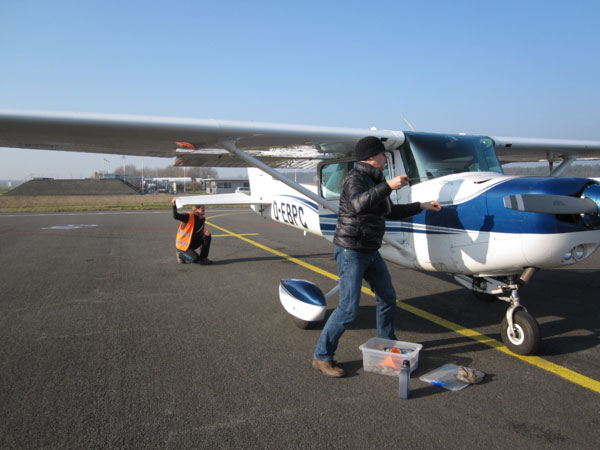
386,150,409,246
388,150,410,206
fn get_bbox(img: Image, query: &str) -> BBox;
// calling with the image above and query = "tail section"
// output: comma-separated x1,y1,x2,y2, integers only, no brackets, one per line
175,167,272,209
247,168,274,203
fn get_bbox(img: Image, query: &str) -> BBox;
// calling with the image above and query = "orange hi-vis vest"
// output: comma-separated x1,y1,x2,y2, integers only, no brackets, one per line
175,212,204,251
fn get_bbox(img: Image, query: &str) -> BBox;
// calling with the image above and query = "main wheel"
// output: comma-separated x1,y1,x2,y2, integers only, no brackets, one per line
500,310,540,355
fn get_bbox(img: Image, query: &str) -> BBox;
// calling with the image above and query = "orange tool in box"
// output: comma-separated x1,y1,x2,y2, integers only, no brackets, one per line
377,348,404,369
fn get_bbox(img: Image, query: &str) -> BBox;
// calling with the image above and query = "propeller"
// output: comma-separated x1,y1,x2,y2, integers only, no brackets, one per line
503,194,598,215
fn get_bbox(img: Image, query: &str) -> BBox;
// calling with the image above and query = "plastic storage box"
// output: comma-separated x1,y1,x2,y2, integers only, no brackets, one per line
359,337,422,376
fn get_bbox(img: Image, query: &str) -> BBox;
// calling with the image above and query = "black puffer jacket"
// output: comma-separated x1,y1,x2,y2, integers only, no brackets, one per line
333,162,421,252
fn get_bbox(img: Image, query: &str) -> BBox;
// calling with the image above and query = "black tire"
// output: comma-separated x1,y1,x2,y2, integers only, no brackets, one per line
292,316,315,329
501,310,541,355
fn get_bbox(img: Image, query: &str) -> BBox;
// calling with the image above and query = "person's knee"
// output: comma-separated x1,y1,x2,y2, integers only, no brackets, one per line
371,282,396,306
384,288,397,304
380,293,397,307
345,311,359,326
337,302,360,324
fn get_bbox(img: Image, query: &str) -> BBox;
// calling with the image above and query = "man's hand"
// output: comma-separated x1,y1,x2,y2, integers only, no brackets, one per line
420,201,442,212
387,175,410,190
171,197,177,206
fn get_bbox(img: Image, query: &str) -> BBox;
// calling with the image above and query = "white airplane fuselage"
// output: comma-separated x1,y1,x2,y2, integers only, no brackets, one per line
257,169,600,278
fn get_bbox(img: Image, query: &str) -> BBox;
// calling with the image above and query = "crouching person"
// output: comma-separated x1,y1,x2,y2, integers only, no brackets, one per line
172,198,212,265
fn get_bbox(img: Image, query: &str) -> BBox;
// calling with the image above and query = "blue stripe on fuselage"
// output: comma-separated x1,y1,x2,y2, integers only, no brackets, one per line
277,195,318,212
319,177,597,235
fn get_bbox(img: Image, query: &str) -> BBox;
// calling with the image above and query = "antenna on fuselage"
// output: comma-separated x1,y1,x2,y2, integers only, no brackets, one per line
401,114,416,131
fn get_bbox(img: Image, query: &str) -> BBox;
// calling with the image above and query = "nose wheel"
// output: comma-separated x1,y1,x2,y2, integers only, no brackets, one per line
501,309,540,354
499,290,540,355
455,271,541,355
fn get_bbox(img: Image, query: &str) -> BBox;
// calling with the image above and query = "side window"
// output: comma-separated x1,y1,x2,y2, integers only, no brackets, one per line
320,160,355,199
320,153,393,199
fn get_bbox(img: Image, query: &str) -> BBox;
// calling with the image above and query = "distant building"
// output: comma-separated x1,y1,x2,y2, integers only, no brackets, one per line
145,177,194,194
204,177,249,194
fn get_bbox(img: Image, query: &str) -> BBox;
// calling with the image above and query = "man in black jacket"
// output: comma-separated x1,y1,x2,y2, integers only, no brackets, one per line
312,136,441,377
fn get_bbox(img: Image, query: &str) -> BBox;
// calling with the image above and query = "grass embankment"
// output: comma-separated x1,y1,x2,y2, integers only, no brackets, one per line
0,193,242,213
0,194,173,212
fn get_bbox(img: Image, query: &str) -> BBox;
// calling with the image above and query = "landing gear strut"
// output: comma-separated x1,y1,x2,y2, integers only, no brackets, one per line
455,267,541,355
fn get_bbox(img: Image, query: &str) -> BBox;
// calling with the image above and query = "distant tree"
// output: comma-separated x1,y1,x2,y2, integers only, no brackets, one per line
114,164,141,176
188,167,218,179
188,181,203,191
101,164,219,180
154,166,181,177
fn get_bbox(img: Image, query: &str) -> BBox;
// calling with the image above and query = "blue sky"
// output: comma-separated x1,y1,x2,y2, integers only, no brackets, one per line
1,0,599,179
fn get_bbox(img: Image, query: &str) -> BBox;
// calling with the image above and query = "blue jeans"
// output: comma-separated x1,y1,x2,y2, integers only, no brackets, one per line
314,246,398,361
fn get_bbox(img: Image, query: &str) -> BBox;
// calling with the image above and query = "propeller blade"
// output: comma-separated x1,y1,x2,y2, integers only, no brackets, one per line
503,194,598,215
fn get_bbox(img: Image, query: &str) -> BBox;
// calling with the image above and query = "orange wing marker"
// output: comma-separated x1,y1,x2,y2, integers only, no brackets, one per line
175,141,196,150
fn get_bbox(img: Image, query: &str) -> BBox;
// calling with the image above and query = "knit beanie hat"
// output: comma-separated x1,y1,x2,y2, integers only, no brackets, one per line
354,136,385,162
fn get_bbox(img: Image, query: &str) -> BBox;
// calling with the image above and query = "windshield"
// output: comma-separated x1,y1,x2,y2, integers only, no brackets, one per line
399,132,502,185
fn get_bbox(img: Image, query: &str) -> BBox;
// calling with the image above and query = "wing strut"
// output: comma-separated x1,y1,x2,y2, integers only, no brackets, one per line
219,139,339,214
550,155,578,177
219,139,414,257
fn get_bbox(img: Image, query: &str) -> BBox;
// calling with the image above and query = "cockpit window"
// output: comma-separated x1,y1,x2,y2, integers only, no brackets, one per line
399,132,502,185
320,154,392,199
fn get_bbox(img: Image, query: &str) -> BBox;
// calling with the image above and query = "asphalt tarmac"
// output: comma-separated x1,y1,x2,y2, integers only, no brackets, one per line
1,208,599,449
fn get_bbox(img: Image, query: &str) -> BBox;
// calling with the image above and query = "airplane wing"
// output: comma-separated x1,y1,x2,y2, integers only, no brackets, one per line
492,136,600,163
0,110,403,169
2,110,600,168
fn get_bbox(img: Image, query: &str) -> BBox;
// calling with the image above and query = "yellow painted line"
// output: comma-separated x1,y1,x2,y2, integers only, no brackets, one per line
208,219,600,394
206,212,247,220
395,301,600,394
207,212,259,238
212,233,259,237
207,221,339,281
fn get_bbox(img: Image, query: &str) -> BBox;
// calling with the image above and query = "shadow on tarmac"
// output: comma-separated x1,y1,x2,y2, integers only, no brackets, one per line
311,265,600,360
207,252,332,266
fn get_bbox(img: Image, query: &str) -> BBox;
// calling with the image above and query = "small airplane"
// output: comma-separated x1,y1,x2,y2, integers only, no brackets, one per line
2,109,600,355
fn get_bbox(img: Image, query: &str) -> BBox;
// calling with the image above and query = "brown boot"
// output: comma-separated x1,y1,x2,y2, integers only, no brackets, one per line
312,358,345,378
